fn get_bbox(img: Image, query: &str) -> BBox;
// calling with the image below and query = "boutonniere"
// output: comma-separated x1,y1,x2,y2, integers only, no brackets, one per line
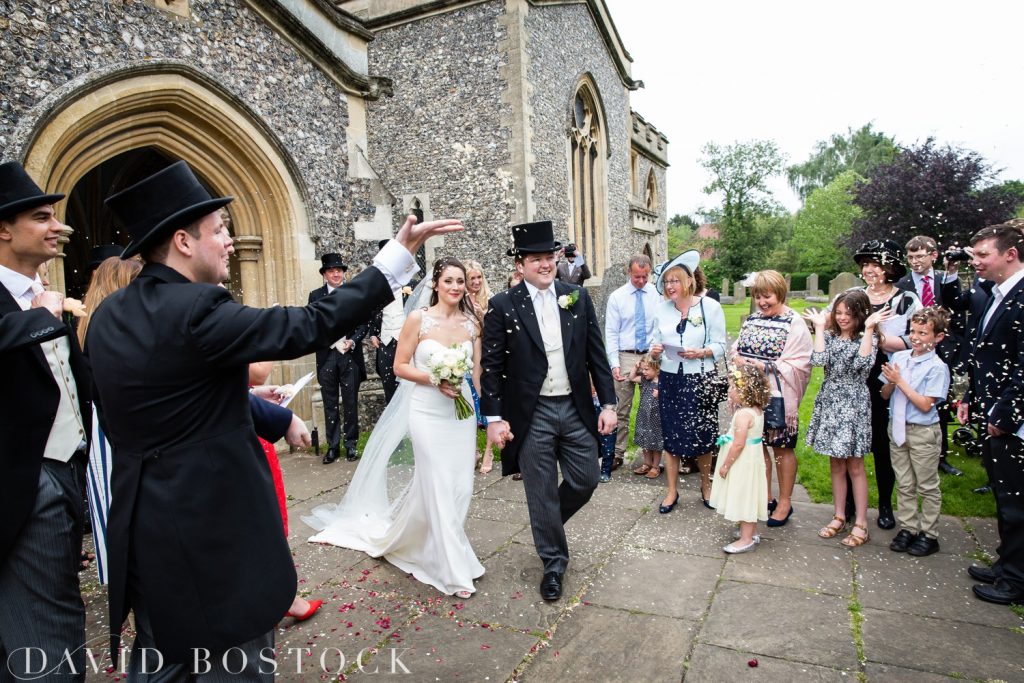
557,291,580,310
687,310,704,327
401,286,413,296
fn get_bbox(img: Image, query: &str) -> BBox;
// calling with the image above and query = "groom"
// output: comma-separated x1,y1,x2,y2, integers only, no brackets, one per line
481,220,616,601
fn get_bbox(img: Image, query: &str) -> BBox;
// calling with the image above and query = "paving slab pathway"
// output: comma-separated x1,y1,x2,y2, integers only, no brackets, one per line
80,452,1023,682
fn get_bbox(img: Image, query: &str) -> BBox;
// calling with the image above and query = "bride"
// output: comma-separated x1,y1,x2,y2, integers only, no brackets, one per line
305,257,485,598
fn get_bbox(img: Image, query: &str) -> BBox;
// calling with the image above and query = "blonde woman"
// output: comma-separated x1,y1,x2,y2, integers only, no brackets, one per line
465,259,497,473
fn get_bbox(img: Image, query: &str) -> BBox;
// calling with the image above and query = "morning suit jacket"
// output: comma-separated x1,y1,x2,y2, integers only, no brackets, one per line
555,259,591,285
308,283,369,382
0,288,91,564
963,276,1024,433
480,281,615,476
85,262,392,663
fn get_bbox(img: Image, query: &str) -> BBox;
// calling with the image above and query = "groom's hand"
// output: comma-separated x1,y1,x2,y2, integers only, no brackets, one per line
487,421,512,449
597,408,617,435
393,214,464,257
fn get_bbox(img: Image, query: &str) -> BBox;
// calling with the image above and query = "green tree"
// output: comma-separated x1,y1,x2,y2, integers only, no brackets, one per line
791,170,862,274
700,139,786,280
667,213,700,254
787,123,896,201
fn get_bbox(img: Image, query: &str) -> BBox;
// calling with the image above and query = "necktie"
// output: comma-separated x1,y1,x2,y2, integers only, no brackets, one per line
634,289,646,351
538,290,559,349
921,275,934,307
892,357,911,446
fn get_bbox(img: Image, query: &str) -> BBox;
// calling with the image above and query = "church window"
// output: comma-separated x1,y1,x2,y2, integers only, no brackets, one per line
570,82,606,276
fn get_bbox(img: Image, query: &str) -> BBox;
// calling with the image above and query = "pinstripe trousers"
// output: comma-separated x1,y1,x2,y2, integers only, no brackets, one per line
0,460,86,682
518,395,599,574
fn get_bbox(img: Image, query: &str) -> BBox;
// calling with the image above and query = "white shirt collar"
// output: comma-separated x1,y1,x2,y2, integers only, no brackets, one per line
0,263,42,304
904,349,936,366
993,268,1024,299
523,279,552,301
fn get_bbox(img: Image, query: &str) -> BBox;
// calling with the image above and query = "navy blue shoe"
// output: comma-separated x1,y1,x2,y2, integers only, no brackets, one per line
767,498,778,514
766,505,794,527
659,494,679,514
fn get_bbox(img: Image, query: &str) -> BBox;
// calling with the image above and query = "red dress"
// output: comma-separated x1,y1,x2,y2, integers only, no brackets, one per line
261,437,289,536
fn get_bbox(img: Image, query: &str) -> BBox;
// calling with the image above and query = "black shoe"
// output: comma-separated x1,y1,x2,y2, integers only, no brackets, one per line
972,578,1024,605
701,495,715,510
973,484,992,495
938,460,963,476
907,534,940,557
346,452,359,462
611,457,624,472
889,529,916,553
967,564,1000,584
322,448,339,464
876,505,896,530
765,505,793,528
659,494,679,514
767,498,778,514
512,472,523,481
540,571,563,601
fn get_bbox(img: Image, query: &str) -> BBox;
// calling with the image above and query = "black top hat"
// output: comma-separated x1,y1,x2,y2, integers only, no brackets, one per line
854,239,907,279
319,253,348,274
88,244,125,271
105,161,233,259
507,220,561,257
0,161,65,221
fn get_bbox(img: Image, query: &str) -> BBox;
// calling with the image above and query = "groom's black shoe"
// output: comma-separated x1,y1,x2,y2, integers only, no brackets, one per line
540,572,563,601
323,448,339,465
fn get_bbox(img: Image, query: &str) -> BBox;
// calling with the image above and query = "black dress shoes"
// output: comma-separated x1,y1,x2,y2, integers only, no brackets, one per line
907,534,940,557
973,484,992,495
972,578,1024,605
322,448,339,464
876,504,896,530
967,564,1000,584
889,529,916,552
540,571,563,601
346,451,359,462
938,460,963,476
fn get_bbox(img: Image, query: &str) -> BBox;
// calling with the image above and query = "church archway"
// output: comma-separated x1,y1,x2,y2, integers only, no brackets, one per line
20,64,313,311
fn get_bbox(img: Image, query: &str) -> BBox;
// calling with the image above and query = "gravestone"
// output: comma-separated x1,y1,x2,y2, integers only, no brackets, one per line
828,272,861,300
807,273,820,295
733,282,745,303
784,273,792,289
721,278,730,295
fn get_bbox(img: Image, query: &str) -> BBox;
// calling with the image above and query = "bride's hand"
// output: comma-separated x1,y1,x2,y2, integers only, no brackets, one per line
438,380,461,399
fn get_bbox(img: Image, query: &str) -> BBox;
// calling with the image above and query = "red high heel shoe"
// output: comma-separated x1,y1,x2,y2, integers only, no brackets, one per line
288,599,322,622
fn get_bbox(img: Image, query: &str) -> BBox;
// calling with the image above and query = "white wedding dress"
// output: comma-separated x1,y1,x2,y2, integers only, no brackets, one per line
304,315,484,596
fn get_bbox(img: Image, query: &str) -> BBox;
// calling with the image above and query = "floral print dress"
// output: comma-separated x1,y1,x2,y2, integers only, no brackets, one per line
805,333,876,458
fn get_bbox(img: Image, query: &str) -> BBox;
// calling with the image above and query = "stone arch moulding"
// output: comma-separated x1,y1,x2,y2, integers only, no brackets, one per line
566,72,612,159
20,62,314,313
566,72,610,280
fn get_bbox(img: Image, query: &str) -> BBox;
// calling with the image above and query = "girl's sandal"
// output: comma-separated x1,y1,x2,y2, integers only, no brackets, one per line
645,465,661,479
817,515,847,539
632,464,651,476
841,523,870,548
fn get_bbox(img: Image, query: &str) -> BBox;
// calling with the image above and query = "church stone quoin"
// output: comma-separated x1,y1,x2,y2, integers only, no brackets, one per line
341,0,669,311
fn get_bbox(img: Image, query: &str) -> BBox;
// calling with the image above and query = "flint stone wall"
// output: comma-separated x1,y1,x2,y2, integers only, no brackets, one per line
0,0,375,272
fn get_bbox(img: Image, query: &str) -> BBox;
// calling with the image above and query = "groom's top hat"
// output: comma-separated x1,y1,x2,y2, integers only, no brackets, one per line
88,244,125,271
0,161,65,222
507,220,561,257
105,160,233,259
319,253,348,274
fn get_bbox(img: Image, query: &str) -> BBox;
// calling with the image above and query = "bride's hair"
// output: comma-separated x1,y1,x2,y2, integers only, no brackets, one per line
429,257,480,325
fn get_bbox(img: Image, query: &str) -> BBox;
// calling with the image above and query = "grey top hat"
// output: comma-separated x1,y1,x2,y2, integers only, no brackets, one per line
0,161,65,221
105,161,233,259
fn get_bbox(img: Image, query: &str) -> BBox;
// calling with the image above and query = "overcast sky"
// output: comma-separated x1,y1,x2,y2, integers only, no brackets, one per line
603,0,1024,220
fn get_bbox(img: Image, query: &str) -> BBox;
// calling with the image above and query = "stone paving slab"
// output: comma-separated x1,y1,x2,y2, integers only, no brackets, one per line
699,581,860,672
685,643,851,682
863,663,962,682
520,604,694,683
860,607,1024,681
721,537,854,597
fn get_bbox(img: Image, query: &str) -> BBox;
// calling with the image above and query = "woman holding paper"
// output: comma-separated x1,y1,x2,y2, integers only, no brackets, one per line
649,251,727,514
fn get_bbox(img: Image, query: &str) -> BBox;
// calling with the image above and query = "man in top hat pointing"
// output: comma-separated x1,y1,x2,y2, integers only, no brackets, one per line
309,252,369,463
0,161,90,679
85,160,461,677
481,220,616,601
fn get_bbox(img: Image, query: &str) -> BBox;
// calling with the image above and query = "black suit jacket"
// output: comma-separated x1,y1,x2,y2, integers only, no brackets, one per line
308,284,369,382
897,271,963,367
0,289,91,563
963,276,1024,433
480,281,615,476
85,262,392,662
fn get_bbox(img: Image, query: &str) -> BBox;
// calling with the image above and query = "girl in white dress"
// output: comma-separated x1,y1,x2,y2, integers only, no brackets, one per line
306,258,485,598
709,365,772,554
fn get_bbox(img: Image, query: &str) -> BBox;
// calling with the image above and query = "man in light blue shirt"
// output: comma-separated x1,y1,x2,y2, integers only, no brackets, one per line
604,255,660,468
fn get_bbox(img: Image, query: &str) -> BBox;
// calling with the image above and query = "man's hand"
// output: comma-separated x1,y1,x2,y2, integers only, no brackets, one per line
598,408,617,435
611,366,624,382
251,385,284,404
393,214,464,257
956,401,969,425
486,421,513,450
343,339,355,352
987,423,1006,437
285,415,311,448
31,290,64,318
370,335,381,349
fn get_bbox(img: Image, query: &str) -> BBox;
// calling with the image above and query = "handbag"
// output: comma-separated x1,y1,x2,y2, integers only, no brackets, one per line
763,361,787,430
698,298,728,407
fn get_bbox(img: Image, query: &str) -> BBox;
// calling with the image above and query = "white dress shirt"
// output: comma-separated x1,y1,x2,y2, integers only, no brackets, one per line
604,281,660,368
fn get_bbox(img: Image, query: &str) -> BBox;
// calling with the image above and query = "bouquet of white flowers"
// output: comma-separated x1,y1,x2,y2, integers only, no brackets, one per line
425,343,475,420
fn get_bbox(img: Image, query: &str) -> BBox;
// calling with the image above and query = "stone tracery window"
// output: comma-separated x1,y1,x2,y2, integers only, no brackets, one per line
645,169,657,211
570,81,606,277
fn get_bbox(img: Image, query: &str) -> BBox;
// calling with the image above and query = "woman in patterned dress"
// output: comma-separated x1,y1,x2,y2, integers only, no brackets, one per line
733,271,812,527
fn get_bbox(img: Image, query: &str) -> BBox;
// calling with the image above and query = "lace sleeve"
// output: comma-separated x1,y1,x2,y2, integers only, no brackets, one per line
418,308,436,339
